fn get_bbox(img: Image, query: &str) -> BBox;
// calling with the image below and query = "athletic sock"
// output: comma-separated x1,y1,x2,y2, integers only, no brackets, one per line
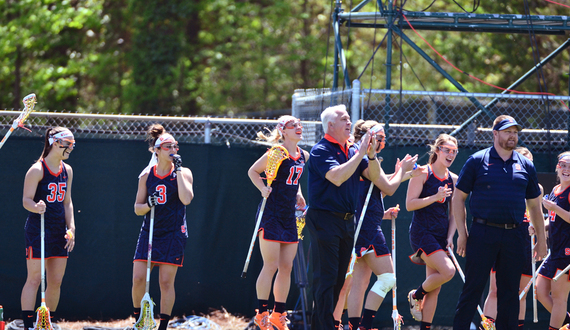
348,317,360,330
420,321,432,330
334,320,340,329
133,307,141,319
258,299,270,313
49,311,57,323
518,320,524,328
22,310,35,330
158,314,170,330
274,302,286,314
413,284,428,300
359,309,376,330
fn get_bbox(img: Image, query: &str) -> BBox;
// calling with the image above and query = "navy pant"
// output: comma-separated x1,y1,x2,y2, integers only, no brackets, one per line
453,222,525,330
306,208,355,330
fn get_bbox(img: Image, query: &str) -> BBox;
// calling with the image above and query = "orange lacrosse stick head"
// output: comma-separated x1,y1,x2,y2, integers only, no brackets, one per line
34,305,53,330
265,145,289,186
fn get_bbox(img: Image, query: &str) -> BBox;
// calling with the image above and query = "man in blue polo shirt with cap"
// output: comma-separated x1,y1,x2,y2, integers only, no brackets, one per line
452,115,548,330
306,104,380,330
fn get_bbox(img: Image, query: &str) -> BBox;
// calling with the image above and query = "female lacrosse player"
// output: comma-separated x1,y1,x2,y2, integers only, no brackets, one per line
405,134,458,330
537,151,570,330
248,115,309,330
133,124,194,330
21,127,76,329
482,147,545,328
341,119,418,330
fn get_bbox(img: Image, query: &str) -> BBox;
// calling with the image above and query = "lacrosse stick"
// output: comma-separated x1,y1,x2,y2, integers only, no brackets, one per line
346,182,374,277
0,93,36,150
531,235,538,323
520,250,549,299
241,145,289,278
553,262,570,282
134,206,157,330
391,205,403,330
447,247,495,330
34,213,53,330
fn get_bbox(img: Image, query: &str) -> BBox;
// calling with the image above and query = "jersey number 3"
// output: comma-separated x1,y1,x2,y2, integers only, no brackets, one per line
47,182,66,202
155,184,167,204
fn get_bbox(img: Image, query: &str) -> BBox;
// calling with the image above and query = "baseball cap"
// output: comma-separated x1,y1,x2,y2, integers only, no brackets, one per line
493,117,522,131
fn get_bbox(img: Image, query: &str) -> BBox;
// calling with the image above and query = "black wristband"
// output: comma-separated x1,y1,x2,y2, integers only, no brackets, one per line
369,155,376,160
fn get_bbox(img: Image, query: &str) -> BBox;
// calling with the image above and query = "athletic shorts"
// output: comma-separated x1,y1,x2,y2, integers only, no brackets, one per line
355,229,390,258
258,212,299,244
538,257,570,281
24,218,68,259
409,231,447,265
134,229,187,267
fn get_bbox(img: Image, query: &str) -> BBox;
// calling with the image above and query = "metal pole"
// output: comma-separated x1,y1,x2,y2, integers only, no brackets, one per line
351,79,361,123
383,0,394,143
333,0,342,90
204,120,211,144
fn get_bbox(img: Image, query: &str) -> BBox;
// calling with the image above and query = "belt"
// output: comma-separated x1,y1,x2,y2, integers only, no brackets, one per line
474,218,518,229
331,212,355,221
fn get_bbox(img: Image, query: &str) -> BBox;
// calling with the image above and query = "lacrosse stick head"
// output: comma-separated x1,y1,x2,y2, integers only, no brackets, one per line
295,210,305,240
391,310,403,330
265,145,289,186
33,305,53,330
17,93,37,130
134,293,157,330
481,317,495,330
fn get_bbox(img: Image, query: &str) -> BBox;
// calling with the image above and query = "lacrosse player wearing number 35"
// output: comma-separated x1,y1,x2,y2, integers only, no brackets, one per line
247,115,310,330
133,124,194,330
21,127,77,330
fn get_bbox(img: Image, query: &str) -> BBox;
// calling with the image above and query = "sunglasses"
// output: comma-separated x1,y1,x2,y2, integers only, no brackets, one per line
558,162,570,170
161,143,179,151
284,120,303,129
57,138,76,148
438,146,458,155
376,135,386,142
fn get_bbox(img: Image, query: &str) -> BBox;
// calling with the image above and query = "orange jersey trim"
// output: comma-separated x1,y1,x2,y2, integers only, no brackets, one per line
152,165,174,180
258,229,299,244
133,258,184,268
429,164,449,182
324,134,349,158
41,159,64,177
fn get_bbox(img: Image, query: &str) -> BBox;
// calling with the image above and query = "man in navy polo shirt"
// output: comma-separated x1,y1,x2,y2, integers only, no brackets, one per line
306,104,380,330
452,115,548,330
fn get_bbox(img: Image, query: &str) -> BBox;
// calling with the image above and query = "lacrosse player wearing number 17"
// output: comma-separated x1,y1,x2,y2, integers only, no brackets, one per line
133,124,194,330
21,127,77,330
248,115,310,330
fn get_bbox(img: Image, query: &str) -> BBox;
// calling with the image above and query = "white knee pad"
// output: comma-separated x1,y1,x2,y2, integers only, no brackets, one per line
370,273,396,298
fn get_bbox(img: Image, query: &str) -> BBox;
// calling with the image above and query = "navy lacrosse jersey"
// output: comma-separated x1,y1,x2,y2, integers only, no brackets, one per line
258,147,306,243
546,184,570,261
354,177,389,257
135,165,188,266
410,165,454,237
25,160,69,259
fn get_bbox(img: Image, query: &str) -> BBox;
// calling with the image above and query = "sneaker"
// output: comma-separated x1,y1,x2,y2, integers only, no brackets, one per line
269,311,290,330
408,290,422,321
254,310,271,330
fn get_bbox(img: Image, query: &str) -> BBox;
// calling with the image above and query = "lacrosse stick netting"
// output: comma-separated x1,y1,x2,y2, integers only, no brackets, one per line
0,93,36,149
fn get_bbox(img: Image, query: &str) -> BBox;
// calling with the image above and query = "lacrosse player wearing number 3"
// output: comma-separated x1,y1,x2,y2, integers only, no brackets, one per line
21,127,76,330
133,124,194,330
247,115,309,330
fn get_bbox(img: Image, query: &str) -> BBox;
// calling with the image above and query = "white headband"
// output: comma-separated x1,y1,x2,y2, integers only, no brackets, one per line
154,133,175,148
48,130,74,145
559,155,570,163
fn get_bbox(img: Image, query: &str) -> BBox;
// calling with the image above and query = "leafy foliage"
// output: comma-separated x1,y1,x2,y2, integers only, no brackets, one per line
0,0,568,115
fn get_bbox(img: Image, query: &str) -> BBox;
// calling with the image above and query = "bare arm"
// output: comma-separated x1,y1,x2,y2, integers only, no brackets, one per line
374,154,418,196
528,196,547,260
452,188,469,257
63,164,75,251
446,173,458,250
177,167,194,205
22,162,45,214
248,153,272,198
134,174,151,216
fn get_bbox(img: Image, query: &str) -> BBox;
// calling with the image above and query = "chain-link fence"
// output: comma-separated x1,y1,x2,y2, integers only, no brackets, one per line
293,84,570,152
0,111,321,148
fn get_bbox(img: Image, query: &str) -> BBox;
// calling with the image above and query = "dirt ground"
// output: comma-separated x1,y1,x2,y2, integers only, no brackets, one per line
5,310,452,330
